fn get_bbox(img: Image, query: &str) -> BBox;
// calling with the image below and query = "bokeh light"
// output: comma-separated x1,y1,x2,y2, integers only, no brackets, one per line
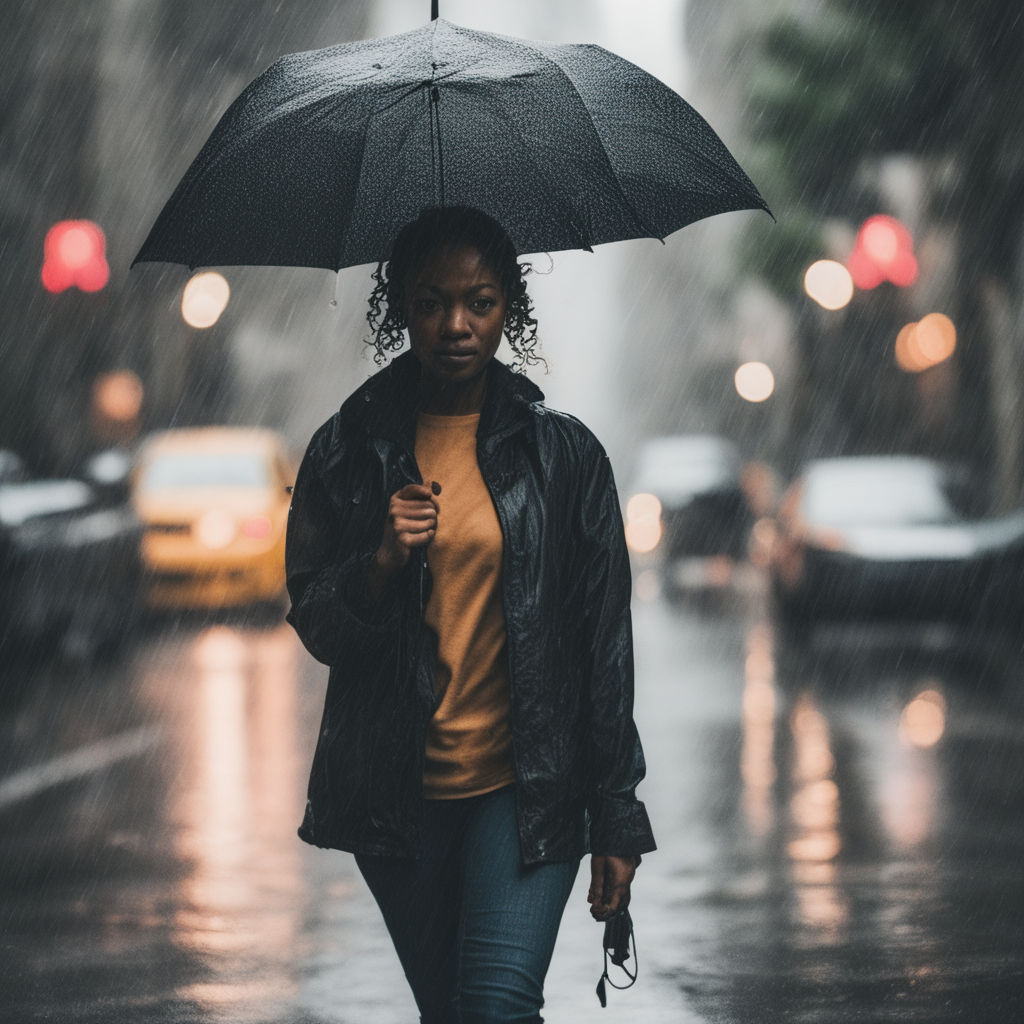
735,361,775,402
195,508,237,549
899,689,947,749
895,323,926,373
894,313,956,373
241,515,273,540
626,492,662,523
625,492,662,554
847,214,918,290
915,313,956,364
804,260,854,310
182,272,231,328
93,371,144,423
847,247,885,290
41,219,109,293
861,216,906,265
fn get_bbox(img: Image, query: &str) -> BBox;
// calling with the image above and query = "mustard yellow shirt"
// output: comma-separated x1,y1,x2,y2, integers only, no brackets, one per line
415,411,515,799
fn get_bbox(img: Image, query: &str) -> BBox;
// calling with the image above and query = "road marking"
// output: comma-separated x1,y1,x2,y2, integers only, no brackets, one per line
0,725,164,811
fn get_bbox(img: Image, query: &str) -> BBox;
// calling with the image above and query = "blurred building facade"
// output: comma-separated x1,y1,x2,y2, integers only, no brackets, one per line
609,0,808,471
3,0,791,476
711,0,1024,506
1,0,370,471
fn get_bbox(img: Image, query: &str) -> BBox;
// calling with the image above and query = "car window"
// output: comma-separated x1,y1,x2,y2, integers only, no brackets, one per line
803,463,958,527
0,480,95,527
139,452,270,490
634,438,741,493
0,450,28,485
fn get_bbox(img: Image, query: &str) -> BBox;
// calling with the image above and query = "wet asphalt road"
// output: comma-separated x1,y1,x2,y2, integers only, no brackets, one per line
2,566,1024,1023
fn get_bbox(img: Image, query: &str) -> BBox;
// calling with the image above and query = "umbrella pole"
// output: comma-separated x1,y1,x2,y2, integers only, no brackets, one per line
431,1,438,20
429,85,446,206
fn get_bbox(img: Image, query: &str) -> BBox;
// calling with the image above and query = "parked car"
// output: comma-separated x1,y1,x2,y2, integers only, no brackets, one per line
624,435,754,563
0,448,143,660
132,427,293,609
765,455,1024,629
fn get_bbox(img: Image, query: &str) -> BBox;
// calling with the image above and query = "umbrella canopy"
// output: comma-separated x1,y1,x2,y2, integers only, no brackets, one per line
133,18,769,271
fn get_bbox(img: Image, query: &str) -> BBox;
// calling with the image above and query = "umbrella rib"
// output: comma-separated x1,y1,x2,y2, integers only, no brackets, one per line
429,25,446,207
472,91,595,252
430,85,444,206
439,25,664,242
366,66,461,117
331,84,436,269
335,120,373,271
375,77,435,114
511,40,665,242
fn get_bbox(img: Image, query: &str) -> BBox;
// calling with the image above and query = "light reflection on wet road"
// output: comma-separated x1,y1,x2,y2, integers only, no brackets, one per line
2,573,1023,1022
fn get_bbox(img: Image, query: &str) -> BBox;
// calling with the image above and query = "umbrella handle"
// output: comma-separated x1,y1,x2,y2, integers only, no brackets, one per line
431,1,438,20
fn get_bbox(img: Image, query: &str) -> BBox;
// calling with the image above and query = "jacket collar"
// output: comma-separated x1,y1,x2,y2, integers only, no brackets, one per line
338,350,545,452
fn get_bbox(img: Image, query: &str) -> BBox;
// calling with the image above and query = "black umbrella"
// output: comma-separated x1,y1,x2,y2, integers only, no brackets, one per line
133,17,769,271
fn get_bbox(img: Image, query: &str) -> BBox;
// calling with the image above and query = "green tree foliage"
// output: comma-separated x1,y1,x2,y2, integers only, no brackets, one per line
743,0,1024,498
746,0,1024,285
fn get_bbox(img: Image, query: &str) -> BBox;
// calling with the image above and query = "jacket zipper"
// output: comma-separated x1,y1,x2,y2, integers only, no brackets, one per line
479,434,528,855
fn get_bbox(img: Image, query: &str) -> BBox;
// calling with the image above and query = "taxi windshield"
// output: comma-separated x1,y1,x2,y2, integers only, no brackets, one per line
140,452,269,490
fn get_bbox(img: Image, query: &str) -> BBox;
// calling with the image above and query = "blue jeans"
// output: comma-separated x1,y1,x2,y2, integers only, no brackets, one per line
356,785,580,1023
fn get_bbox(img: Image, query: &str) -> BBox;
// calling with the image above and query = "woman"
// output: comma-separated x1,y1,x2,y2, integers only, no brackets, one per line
286,206,655,1023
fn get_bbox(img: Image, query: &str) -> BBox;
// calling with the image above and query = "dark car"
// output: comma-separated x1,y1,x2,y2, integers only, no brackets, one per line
0,449,144,661
624,435,754,563
766,455,1024,629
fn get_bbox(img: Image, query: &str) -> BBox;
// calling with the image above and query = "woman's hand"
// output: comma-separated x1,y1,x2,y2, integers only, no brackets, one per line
367,482,440,600
587,854,636,921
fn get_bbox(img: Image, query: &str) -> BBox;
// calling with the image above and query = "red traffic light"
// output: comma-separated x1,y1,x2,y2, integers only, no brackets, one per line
846,215,918,289
41,220,109,293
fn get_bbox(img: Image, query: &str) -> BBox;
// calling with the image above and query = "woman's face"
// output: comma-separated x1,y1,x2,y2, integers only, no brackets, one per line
404,243,507,388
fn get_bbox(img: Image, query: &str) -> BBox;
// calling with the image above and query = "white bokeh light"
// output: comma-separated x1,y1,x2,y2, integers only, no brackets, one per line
804,260,854,311
182,272,231,329
735,362,775,403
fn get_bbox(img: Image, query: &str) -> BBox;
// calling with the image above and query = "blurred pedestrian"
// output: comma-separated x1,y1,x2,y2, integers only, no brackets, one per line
286,206,655,1023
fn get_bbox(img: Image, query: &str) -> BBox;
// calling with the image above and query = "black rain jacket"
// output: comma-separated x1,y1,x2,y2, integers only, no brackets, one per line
286,351,655,864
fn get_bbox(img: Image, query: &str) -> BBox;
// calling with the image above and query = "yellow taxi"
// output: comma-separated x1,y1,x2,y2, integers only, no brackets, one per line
133,427,293,609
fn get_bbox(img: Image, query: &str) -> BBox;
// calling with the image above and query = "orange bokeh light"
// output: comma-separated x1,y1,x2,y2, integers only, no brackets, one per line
894,313,956,373
899,689,947,748
916,313,957,364
93,371,144,423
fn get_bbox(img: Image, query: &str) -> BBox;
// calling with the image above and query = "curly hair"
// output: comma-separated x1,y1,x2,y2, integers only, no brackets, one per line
364,206,543,372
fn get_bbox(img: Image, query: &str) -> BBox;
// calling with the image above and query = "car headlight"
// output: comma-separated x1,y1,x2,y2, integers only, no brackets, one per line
195,509,237,549
241,515,273,539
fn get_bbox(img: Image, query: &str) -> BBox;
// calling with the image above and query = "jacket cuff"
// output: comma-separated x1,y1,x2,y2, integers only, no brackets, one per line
588,795,657,858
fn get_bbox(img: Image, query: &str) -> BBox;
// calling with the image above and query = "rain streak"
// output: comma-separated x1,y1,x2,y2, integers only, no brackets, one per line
2,2,1024,1022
